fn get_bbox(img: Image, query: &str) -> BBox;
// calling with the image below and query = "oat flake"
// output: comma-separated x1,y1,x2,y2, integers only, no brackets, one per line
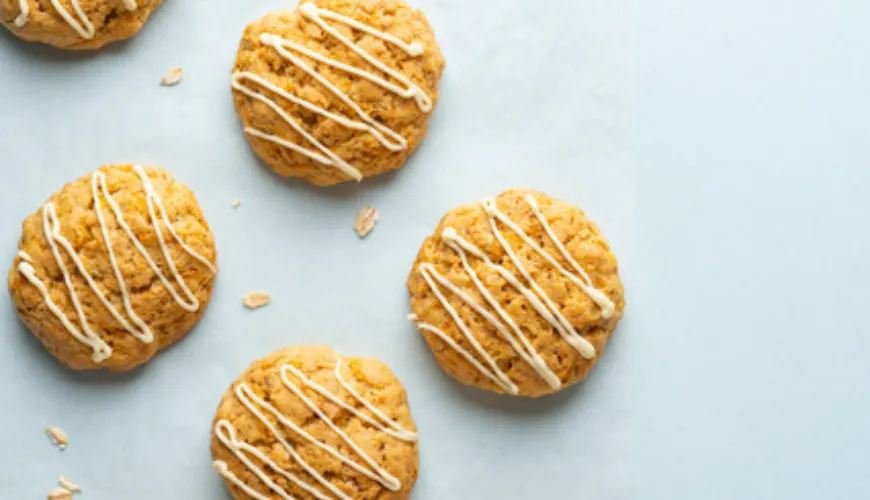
243,291,272,309
354,206,378,237
160,66,183,86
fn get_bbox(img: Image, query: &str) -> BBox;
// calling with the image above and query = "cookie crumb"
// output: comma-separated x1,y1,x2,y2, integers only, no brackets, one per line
160,66,183,86
231,200,241,209
45,427,68,450
243,291,271,309
48,488,72,500
354,206,379,237
58,476,80,493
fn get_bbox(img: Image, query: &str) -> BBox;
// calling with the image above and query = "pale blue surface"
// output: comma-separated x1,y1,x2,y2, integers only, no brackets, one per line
1,0,868,498
0,1,633,499
636,0,870,498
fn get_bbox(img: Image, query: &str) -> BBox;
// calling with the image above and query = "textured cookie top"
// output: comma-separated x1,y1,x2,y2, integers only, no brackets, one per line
211,345,419,500
232,0,445,186
8,165,217,371
407,189,625,397
0,0,162,50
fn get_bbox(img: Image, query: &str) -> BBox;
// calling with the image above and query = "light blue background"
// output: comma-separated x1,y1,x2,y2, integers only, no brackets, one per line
0,0,633,499
636,0,870,498
1,0,868,498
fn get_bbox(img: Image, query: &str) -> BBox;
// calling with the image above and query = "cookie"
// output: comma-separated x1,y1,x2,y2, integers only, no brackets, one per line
211,345,419,500
231,0,445,186
1,0,162,50
407,189,626,397
8,164,218,371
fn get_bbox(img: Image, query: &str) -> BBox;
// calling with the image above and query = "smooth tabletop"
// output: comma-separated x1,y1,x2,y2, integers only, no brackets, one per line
0,0,634,498
2,0,869,498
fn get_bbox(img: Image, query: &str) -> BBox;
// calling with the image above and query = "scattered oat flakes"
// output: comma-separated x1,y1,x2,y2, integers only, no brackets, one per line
243,291,271,309
231,200,241,208
45,427,68,450
58,476,80,493
48,488,72,500
354,206,378,237
160,66,183,86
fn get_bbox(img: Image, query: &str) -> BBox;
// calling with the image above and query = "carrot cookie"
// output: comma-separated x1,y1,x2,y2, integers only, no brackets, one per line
1,0,162,50
407,189,626,398
211,346,419,500
231,0,445,186
8,164,217,371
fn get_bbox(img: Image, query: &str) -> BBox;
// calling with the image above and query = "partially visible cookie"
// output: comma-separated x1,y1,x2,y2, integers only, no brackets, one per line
211,345,419,500
0,0,162,50
407,189,626,397
232,0,445,186
8,164,218,371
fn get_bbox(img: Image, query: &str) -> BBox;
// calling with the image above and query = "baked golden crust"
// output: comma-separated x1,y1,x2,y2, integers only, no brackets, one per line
0,0,162,50
407,189,626,397
211,345,419,500
7,164,217,371
232,0,445,186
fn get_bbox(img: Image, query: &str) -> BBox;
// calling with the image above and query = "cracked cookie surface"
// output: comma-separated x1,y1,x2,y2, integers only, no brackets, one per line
1,0,162,50
407,189,626,397
232,0,445,186
211,345,419,500
8,164,217,371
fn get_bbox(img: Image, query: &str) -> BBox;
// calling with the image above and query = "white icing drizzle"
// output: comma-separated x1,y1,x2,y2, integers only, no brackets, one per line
214,358,417,500
15,166,215,363
413,194,616,392
417,263,519,395
14,0,138,37
231,2,431,182
14,0,28,27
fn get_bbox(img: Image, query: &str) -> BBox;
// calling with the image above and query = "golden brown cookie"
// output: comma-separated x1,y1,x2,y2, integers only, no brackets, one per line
211,345,419,500
407,189,626,398
8,164,218,371
232,0,445,186
0,0,162,50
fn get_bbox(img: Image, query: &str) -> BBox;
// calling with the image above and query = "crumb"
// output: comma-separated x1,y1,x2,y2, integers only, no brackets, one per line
231,200,241,208
45,427,68,450
354,206,379,237
243,291,271,309
160,66,183,86
48,488,72,500
58,476,80,493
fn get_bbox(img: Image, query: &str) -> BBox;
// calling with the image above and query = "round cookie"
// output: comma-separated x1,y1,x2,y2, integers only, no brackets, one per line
407,189,626,398
8,164,218,371
211,345,419,500
0,0,162,50
231,0,445,186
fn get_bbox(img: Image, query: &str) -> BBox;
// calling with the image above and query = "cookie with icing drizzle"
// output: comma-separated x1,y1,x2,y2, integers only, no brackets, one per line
211,345,419,500
1,0,162,50
232,0,445,186
7,164,218,371
407,189,626,397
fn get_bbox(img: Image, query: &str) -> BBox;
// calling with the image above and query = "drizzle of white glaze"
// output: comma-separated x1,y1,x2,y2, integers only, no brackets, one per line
412,194,616,391
488,195,615,319
14,0,28,27
15,166,215,363
417,263,519,395
14,0,138,37
213,358,417,500
231,2,431,182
